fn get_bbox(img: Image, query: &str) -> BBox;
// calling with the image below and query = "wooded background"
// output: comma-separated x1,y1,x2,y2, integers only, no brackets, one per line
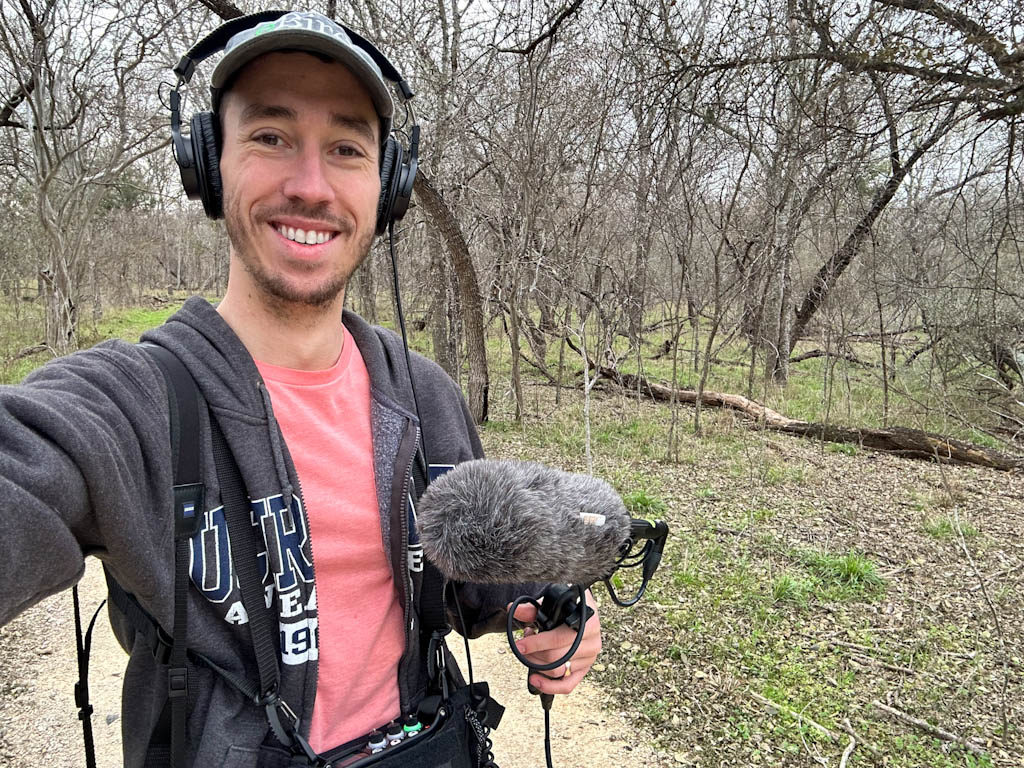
1,0,1022,456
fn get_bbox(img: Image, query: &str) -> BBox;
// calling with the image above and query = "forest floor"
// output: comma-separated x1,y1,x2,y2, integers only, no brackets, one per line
1,378,1021,768
479,382,1024,767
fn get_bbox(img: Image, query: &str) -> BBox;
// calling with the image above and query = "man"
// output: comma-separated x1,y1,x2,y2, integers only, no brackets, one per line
0,10,601,767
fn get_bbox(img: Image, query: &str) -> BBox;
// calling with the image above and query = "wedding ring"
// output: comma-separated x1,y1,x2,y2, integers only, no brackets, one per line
562,661,572,678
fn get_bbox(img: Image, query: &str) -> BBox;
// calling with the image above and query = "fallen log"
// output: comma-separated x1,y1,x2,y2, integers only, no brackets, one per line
8,343,51,362
789,348,871,367
596,366,1024,472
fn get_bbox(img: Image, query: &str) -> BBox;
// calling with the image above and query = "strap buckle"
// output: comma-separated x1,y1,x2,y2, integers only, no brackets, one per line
152,625,174,665
427,630,451,699
73,681,94,720
259,689,328,766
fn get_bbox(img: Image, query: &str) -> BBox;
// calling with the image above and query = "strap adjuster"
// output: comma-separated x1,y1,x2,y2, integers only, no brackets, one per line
427,630,451,699
73,682,94,720
168,667,188,699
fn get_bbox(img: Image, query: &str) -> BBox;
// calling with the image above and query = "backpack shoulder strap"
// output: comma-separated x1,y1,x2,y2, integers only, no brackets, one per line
138,342,204,768
414,462,449,636
140,342,203,492
74,343,205,768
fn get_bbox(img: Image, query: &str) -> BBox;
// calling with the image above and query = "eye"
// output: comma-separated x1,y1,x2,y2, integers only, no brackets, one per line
253,133,283,147
332,143,367,158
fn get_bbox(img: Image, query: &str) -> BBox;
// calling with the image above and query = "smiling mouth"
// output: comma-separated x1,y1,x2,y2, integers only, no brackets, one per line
274,223,338,245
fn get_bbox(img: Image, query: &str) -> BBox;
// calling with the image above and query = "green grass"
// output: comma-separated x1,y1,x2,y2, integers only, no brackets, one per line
923,514,979,540
770,572,809,604
826,441,859,456
0,299,186,384
475,367,1017,767
482,306,1012,447
622,488,667,516
84,304,182,344
798,548,885,595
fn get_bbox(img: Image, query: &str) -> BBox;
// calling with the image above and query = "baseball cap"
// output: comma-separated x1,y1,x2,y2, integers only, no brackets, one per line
209,11,395,140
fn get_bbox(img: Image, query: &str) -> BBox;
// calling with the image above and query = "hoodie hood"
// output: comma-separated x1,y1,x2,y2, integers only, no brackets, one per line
142,296,267,418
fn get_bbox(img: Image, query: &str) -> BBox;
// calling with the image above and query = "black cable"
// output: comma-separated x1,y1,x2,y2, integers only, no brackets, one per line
544,706,554,768
449,582,474,687
604,576,650,607
504,586,588,672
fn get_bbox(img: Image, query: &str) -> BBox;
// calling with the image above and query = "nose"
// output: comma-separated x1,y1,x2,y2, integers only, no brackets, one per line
280,144,336,206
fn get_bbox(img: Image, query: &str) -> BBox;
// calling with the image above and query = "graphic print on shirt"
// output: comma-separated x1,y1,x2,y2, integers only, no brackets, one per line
190,493,318,666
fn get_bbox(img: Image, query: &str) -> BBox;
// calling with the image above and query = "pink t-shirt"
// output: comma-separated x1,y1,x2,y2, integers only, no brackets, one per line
256,329,405,752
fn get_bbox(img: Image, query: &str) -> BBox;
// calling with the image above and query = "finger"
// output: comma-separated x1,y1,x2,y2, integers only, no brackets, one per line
515,623,574,656
535,660,575,682
529,663,591,695
516,621,600,657
510,602,538,626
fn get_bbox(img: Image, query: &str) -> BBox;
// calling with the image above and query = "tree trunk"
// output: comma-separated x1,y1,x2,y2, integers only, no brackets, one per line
789,111,954,348
41,259,77,353
413,172,489,423
354,251,377,324
508,282,524,422
427,238,457,379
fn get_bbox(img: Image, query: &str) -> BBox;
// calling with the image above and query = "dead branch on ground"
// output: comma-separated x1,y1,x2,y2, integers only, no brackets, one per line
587,364,1024,471
789,348,871,367
871,700,986,756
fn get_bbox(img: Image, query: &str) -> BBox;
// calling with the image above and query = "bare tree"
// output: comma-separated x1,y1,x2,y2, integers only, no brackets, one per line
0,0,169,351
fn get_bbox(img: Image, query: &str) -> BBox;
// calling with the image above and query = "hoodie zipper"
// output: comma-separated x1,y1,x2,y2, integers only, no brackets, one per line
393,418,420,713
289,471,319,739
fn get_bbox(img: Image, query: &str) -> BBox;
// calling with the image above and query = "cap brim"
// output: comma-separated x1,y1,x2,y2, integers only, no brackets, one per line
210,29,394,125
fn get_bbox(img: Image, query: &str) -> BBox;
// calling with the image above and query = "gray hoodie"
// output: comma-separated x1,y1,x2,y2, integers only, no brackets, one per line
0,297,529,767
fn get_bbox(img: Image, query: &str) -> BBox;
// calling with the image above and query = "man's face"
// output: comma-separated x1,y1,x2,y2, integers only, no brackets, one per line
218,52,381,310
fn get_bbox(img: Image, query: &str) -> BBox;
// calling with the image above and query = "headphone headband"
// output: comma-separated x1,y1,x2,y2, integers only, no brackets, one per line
174,11,287,83
173,9,413,100
169,10,419,232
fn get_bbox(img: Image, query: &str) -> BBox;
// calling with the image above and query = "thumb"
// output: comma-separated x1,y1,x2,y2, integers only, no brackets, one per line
509,601,538,625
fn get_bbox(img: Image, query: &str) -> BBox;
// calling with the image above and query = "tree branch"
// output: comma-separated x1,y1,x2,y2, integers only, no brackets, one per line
198,0,244,21
872,700,986,756
0,76,35,126
874,0,1016,79
497,0,584,56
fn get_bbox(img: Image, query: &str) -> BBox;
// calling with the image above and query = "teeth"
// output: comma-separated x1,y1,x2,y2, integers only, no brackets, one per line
276,225,333,245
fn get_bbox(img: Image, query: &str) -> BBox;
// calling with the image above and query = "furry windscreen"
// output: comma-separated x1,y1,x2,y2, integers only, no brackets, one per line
416,459,631,585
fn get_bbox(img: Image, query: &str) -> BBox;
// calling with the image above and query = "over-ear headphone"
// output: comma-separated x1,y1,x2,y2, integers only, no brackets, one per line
169,10,418,235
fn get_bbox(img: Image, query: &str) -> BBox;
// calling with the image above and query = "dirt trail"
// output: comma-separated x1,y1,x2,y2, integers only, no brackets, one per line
0,560,662,767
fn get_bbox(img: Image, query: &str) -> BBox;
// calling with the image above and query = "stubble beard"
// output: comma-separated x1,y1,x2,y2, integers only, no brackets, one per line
224,197,374,313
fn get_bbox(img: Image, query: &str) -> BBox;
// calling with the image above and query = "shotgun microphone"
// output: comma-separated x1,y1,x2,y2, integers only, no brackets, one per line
416,459,633,587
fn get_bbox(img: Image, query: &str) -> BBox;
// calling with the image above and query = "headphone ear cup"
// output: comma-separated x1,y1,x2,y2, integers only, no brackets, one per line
191,112,224,220
390,138,417,225
377,138,401,235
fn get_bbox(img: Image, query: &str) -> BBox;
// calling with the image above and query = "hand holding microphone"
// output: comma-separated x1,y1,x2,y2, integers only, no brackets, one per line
509,587,602,696
416,459,670,694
